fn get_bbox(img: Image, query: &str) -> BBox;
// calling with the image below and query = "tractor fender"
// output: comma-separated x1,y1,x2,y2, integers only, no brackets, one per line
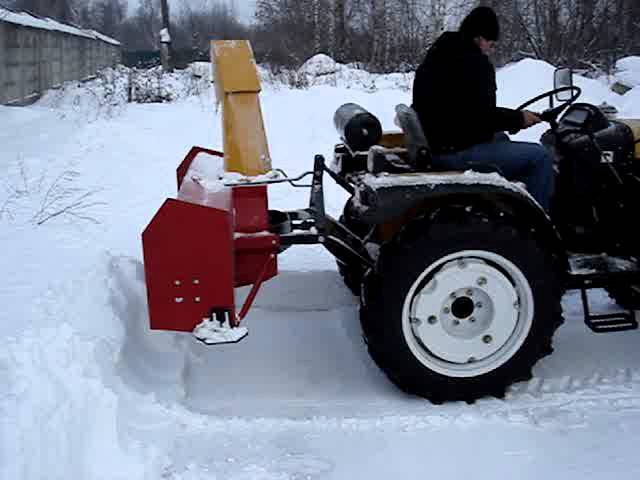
349,177,569,273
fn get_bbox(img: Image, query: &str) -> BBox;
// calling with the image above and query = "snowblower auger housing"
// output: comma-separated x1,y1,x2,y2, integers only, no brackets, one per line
142,42,640,403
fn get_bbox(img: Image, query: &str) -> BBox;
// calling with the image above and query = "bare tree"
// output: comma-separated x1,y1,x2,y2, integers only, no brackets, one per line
11,0,78,22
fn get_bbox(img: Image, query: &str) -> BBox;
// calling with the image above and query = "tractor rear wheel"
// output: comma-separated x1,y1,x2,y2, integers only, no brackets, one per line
360,205,562,403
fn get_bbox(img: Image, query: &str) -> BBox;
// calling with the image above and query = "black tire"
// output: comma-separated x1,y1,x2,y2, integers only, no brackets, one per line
337,256,364,297
336,200,371,296
360,205,563,403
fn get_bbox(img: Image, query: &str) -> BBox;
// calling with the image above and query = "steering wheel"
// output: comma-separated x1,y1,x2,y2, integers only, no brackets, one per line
516,86,582,127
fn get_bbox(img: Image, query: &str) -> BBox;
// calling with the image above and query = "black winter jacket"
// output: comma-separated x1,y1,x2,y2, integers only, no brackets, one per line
411,31,524,154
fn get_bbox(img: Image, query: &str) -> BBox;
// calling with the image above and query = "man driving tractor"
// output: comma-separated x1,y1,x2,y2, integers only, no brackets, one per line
411,6,555,212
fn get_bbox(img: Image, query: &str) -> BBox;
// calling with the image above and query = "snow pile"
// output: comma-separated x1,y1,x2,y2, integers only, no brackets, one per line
618,86,640,118
0,323,145,479
297,54,414,92
256,54,414,92
299,54,341,76
613,56,640,89
497,58,621,112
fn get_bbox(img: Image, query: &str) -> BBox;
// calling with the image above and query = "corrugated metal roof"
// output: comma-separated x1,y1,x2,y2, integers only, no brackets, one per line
0,7,121,46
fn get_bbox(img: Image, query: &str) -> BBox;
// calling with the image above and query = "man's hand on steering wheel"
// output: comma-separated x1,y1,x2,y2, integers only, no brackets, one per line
522,110,543,128
515,86,582,130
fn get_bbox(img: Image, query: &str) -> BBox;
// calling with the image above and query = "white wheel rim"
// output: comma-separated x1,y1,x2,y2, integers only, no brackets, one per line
401,250,534,378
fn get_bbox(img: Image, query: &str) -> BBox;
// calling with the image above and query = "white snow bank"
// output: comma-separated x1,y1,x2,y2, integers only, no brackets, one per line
494,58,627,143
293,53,413,92
497,58,621,112
619,86,640,118
0,323,145,479
299,54,340,76
614,56,640,88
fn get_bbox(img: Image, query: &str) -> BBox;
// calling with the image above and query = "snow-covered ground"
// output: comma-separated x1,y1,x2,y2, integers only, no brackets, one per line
3,56,640,480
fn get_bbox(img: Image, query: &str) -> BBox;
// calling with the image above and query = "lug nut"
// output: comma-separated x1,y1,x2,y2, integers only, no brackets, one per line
475,302,483,308
443,307,450,314
428,316,438,325
450,292,457,299
411,317,422,326
466,289,473,296
453,319,460,326
483,335,493,344
477,277,487,286
469,316,476,323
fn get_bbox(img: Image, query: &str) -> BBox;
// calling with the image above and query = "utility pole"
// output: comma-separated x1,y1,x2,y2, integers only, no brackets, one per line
159,0,174,72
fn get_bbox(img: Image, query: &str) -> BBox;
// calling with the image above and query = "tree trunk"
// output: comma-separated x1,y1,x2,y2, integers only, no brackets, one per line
160,0,174,72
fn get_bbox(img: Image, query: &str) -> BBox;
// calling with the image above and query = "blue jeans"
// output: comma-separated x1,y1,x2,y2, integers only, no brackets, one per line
432,134,554,212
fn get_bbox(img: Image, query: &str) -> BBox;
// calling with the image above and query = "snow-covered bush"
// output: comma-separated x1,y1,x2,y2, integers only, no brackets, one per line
37,64,212,119
38,65,130,121
129,65,210,103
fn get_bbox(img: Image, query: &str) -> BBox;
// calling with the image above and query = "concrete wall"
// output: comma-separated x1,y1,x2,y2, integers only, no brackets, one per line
0,21,121,105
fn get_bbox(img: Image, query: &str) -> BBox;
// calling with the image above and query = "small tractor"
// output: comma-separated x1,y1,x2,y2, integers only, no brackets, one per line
141,41,640,404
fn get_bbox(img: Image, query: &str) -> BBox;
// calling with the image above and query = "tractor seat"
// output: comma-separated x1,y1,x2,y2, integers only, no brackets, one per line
364,105,432,175
393,104,432,170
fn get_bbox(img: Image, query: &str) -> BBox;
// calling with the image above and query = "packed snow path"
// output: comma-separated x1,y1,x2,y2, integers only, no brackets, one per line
3,60,640,479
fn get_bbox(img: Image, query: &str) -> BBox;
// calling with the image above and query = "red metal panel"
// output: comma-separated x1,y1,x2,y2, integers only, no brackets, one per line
234,234,279,287
231,186,278,287
232,186,269,233
176,147,223,190
142,198,235,332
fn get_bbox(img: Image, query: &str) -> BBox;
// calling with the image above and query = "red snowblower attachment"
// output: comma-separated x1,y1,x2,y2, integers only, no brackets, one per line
142,40,376,345
142,41,280,344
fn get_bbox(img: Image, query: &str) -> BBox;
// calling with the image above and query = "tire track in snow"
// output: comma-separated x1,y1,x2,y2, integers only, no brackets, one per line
108,255,640,425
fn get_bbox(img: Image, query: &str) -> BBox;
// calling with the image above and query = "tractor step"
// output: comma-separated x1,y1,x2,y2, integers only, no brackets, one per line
584,313,638,333
580,287,638,333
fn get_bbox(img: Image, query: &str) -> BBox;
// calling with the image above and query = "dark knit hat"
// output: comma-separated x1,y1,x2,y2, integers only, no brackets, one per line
459,6,500,41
